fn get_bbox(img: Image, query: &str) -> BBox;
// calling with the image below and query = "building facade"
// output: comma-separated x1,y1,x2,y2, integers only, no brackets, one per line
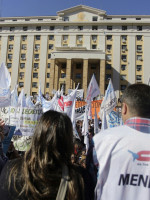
0,5,150,98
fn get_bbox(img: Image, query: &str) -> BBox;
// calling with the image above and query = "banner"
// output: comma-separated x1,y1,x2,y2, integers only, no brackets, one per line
68,89,84,98
75,100,102,119
0,107,42,136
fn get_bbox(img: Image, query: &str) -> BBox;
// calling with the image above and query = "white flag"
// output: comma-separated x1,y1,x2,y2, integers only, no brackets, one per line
99,79,117,119
94,107,98,134
11,84,18,107
101,110,108,131
86,74,100,104
82,106,89,152
18,89,26,107
0,62,11,107
0,62,11,89
26,96,35,108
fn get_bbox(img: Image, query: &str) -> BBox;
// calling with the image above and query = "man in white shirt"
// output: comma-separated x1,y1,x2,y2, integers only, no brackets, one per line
91,84,150,200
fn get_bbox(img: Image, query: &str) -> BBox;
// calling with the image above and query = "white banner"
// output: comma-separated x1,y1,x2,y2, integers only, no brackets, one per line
68,89,84,98
0,107,42,136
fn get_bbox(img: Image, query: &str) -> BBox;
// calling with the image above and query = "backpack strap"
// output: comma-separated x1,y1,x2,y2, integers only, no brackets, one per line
56,164,70,200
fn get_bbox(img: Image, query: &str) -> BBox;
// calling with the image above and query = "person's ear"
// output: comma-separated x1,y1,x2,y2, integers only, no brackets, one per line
122,102,128,115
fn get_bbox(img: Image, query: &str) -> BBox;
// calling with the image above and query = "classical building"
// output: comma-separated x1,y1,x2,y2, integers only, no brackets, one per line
0,5,150,98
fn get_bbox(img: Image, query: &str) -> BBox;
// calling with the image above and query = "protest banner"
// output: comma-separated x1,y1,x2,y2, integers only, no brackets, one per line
12,135,32,152
75,100,102,119
0,107,42,136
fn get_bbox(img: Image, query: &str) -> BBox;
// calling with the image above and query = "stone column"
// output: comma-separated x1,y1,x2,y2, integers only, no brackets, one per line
66,59,72,94
100,59,105,96
83,59,88,98
54,61,59,91
49,59,55,93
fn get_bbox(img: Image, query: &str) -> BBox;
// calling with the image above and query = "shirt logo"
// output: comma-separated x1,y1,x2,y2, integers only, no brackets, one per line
128,150,150,162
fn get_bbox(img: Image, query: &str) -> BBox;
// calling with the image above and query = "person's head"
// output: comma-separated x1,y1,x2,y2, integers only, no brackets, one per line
29,110,73,166
121,84,150,122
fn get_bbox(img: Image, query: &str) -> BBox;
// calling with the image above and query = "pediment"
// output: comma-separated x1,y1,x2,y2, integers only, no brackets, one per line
57,5,106,21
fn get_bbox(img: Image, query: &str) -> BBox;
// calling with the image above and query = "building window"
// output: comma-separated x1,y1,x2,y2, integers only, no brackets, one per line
106,64,111,70
47,73,50,78
0,27,2,32
7,63,12,69
23,26,28,31
106,35,112,40
106,74,111,80
91,64,96,69
63,26,69,30
63,17,69,21
21,44,27,50
78,26,83,31
76,73,82,79
136,18,141,20
106,54,112,61
107,45,112,51
76,63,82,69
34,63,39,69
20,63,25,69
35,44,40,50
137,26,142,31
137,55,143,61
25,19,30,21
47,63,51,68
92,35,97,42
33,73,38,78
8,44,13,50
121,65,126,71
8,54,12,60
92,45,97,49
19,82,24,88
49,35,54,40
121,55,127,62
122,26,127,31
121,85,126,91
63,44,68,47
22,35,27,41
121,18,126,20
120,75,126,80
137,35,142,41
34,54,39,60
122,45,127,51
9,36,14,41
137,65,142,71
32,82,38,88
48,54,51,59
122,35,127,42
136,75,142,82
36,26,41,31
61,73,66,78
49,44,54,50
35,35,40,40
62,63,66,69
137,45,142,52
38,19,43,21
92,16,98,21
92,26,98,30
77,35,83,42
46,83,49,88
50,26,55,31
21,54,26,60
19,72,24,79
10,27,15,31
107,26,112,30
63,35,68,42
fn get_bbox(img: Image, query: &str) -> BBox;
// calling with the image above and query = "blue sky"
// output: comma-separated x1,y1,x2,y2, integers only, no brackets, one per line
0,0,150,17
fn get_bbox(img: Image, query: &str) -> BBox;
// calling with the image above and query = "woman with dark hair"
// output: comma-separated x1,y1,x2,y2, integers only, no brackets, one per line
0,110,84,200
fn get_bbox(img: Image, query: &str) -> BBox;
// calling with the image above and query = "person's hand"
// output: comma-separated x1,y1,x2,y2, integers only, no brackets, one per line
0,118,5,127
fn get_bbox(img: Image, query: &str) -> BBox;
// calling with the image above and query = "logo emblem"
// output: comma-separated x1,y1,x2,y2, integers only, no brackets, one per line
128,150,150,162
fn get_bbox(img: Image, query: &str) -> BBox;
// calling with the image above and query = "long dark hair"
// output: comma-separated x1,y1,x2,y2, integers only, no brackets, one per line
9,111,84,200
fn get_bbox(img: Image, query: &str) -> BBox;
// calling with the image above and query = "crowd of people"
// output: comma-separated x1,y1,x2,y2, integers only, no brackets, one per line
0,83,149,200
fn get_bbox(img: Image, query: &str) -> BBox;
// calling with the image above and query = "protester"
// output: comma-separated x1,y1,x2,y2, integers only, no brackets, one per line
89,84,150,200
0,111,85,200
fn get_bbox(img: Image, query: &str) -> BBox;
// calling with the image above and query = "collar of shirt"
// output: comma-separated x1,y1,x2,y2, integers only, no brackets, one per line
124,117,150,134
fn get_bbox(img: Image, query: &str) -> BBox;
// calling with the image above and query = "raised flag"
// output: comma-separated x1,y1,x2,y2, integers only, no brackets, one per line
11,85,18,107
99,79,117,119
94,107,98,134
86,74,100,104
